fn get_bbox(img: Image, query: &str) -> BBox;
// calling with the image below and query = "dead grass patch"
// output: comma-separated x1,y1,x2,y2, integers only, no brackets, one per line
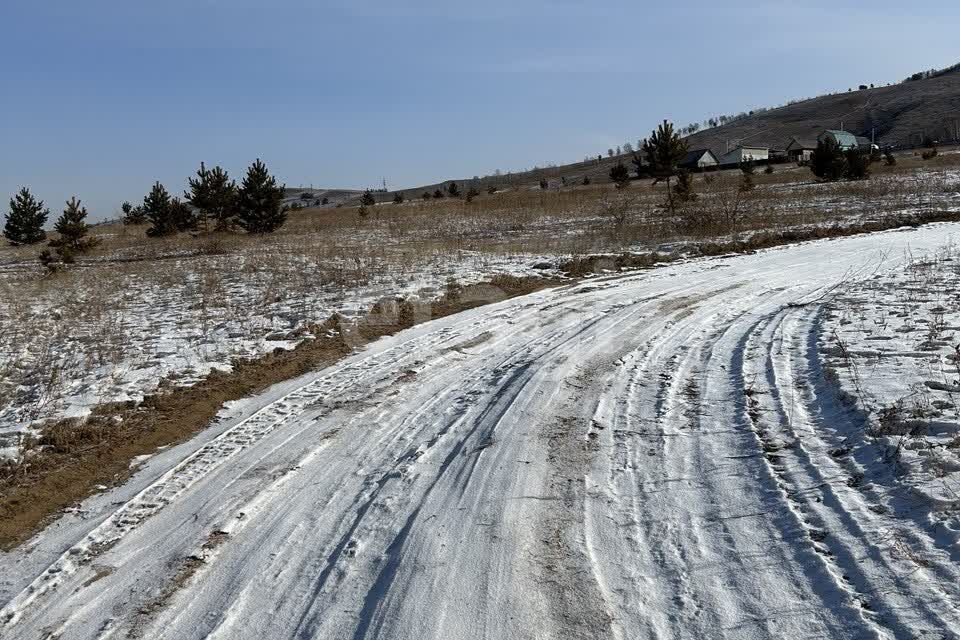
0,275,563,549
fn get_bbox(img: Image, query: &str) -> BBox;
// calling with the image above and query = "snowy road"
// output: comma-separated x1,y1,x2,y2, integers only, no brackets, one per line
3,224,960,640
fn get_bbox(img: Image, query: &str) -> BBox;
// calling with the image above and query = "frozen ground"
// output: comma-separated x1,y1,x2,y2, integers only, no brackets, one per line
0,250,558,459
823,243,960,526
3,223,960,639
2,166,958,461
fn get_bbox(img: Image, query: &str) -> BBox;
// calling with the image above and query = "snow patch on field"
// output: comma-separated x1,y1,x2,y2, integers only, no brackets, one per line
0,251,558,459
822,243,960,525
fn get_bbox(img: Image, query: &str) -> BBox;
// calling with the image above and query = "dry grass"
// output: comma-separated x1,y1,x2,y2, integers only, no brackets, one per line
0,275,564,549
1,151,959,547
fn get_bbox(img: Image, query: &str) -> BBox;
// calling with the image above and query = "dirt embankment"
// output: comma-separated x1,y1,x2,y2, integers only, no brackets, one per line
0,275,563,550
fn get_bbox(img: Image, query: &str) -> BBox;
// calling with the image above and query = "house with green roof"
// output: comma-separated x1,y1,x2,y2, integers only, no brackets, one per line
818,130,860,150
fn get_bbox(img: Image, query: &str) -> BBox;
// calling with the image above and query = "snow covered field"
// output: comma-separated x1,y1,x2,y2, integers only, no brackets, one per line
823,243,960,525
2,166,958,461
0,248,557,459
3,223,960,639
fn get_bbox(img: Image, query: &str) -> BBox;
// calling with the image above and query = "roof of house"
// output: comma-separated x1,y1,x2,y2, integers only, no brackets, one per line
822,130,859,147
720,146,769,159
786,137,819,150
680,149,718,166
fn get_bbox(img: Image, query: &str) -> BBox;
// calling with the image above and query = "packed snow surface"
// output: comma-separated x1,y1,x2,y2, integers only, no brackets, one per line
3,224,960,639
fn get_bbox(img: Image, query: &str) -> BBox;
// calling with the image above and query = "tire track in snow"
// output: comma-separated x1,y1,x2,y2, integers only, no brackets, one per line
6,225,960,639
588,286,877,639
745,305,960,637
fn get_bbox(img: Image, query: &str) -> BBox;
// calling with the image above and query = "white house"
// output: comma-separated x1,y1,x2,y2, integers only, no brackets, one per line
679,149,720,170
720,146,769,165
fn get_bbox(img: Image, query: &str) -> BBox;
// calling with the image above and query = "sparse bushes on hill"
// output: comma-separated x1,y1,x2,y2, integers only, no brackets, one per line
465,187,480,202
234,159,286,233
487,185,498,194
4,188,49,246
884,150,897,166
905,63,960,83
921,147,939,160
393,192,404,204
422,192,431,201
433,189,444,199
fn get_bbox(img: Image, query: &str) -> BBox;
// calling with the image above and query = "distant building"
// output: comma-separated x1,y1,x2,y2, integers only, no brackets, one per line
679,149,719,171
818,130,859,150
785,137,818,163
720,146,769,165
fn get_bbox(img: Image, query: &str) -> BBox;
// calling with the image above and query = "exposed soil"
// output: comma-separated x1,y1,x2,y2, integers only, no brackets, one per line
0,275,564,550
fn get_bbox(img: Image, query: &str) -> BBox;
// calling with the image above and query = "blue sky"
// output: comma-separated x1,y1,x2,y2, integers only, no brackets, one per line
2,0,958,220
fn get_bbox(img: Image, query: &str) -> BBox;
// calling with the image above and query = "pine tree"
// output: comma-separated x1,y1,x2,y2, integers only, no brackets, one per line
186,163,237,231
809,139,847,181
235,159,286,233
739,160,756,192
447,182,461,198
361,190,376,206
433,189,444,199
673,170,697,202
423,192,432,201
393,192,405,204
642,121,688,212
121,201,147,225
845,148,871,180
49,197,97,256
42,197,97,270
169,197,198,232
4,188,49,245
609,163,630,187
144,182,175,237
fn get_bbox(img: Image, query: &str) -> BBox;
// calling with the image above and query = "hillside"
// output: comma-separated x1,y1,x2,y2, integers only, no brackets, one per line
683,67,960,153
364,66,960,202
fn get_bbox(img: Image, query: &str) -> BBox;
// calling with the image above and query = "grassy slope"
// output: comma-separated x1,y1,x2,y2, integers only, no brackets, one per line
354,69,960,205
